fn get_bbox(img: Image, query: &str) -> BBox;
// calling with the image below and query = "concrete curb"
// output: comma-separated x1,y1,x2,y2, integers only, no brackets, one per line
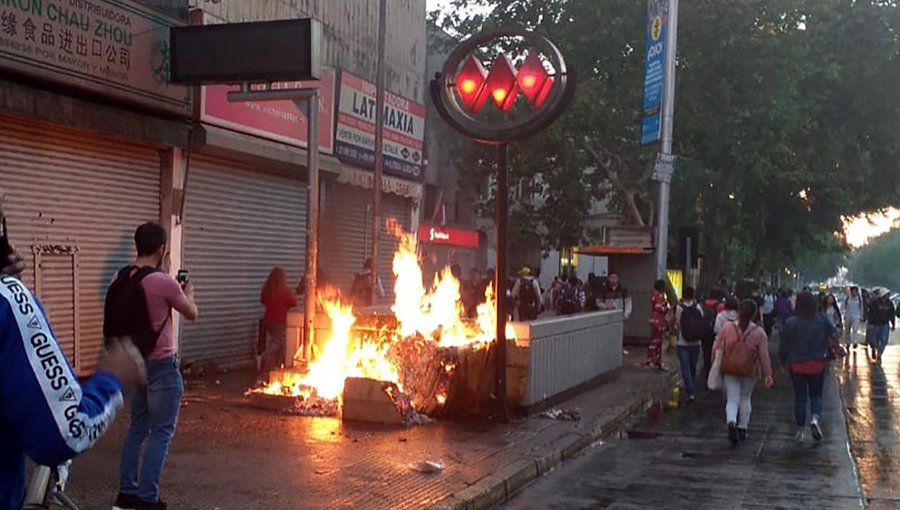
431,370,678,510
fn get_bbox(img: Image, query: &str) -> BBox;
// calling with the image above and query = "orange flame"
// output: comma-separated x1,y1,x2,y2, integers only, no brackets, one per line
258,224,513,406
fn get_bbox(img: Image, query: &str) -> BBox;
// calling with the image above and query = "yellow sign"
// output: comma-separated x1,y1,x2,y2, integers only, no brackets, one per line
667,269,683,301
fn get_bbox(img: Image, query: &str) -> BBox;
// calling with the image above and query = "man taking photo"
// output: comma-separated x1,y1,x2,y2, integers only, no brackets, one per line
112,222,199,510
0,187,146,510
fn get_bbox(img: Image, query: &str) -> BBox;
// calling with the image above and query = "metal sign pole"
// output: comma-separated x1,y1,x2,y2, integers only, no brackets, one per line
371,0,387,292
304,90,320,362
655,0,679,278
495,143,510,422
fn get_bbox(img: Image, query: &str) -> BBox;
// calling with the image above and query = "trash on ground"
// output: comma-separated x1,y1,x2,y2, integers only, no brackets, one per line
408,460,444,473
540,408,581,421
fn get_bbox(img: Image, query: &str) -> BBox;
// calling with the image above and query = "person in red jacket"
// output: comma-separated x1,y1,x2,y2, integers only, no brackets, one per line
259,267,298,372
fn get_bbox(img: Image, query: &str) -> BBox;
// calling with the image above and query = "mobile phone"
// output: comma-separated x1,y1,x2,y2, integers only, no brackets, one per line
176,269,190,284
0,218,12,268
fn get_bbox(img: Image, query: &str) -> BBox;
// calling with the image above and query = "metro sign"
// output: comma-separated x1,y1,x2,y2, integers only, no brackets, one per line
454,52,554,114
418,225,480,249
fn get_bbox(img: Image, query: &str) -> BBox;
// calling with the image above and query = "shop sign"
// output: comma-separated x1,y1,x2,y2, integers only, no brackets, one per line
337,165,422,201
418,224,480,249
335,70,425,180
196,11,334,154
0,0,192,115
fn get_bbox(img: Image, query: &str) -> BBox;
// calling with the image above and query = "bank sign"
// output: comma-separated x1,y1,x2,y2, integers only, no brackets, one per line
640,0,668,146
0,0,191,115
335,70,425,180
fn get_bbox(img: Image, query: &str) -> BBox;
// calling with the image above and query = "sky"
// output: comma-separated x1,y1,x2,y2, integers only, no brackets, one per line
843,208,900,249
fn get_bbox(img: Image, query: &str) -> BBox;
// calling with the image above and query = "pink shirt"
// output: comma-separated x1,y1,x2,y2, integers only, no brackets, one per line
141,272,190,361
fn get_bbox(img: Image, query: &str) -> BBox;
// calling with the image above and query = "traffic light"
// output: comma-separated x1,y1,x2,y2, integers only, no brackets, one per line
454,55,488,113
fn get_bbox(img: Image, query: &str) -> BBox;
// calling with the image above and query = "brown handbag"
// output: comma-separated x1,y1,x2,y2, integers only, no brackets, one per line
721,323,759,377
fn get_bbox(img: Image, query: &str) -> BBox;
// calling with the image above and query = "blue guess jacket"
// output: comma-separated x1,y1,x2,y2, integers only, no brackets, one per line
0,275,123,510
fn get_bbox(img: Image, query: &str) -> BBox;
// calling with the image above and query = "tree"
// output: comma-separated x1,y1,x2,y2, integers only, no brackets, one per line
849,229,900,291
434,0,900,277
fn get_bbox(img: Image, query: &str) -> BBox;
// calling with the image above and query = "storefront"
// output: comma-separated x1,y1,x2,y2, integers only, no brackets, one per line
180,21,342,364
321,70,425,302
0,0,192,374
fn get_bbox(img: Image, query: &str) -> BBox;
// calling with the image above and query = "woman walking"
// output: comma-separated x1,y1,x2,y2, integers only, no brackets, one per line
821,294,843,342
646,279,670,370
780,292,837,441
713,299,774,444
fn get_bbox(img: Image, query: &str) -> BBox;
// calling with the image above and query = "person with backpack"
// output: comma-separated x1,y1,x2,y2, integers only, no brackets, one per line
865,288,895,363
700,289,723,376
675,287,705,401
556,276,584,316
713,299,774,444
512,267,542,321
780,291,837,442
349,258,385,308
109,222,198,510
0,190,145,510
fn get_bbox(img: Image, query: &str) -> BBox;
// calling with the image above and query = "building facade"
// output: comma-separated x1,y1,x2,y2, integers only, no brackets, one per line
0,0,427,371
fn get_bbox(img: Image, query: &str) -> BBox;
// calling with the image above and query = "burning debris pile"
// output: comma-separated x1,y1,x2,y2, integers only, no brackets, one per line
248,230,513,424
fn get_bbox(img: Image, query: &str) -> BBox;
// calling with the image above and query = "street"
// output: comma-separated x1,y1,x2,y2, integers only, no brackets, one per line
503,334,900,510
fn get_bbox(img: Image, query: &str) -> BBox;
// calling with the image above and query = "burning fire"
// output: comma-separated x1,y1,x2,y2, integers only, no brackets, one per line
259,227,513,411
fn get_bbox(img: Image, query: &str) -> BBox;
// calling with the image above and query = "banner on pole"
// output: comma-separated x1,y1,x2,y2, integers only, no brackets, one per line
640,0,669,146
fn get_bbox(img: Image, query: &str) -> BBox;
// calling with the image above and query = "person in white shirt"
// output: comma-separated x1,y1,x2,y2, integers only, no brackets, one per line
714,297,740,334
843,286,864,349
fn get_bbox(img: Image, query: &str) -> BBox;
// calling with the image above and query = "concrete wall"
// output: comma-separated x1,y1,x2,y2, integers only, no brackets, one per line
511,310,623,407
190,0,427,103
610,254,656,342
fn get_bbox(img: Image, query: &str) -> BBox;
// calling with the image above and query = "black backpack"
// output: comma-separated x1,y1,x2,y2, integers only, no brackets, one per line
103,266,167,358
679,304,706,342
870,299,894,325
558,285,581,315
518,278,539,308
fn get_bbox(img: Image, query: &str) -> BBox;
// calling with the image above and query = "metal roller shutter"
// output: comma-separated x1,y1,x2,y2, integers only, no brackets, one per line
0,114,161,374
181,156,307,365
319,183,410,304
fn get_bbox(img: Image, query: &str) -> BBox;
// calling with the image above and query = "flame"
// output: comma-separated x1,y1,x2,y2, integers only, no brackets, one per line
257,225,514,410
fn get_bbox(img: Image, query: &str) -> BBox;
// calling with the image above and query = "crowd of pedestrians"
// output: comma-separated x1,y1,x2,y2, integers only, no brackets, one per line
659,277,899,446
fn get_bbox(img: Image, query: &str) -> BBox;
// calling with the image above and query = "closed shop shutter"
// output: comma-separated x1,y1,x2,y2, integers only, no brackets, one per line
0,114,161,374
319,183,410,304
182,155,307,365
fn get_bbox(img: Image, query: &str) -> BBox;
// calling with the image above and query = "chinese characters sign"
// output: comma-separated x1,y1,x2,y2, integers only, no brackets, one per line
0,0,191,115
336,70,425,180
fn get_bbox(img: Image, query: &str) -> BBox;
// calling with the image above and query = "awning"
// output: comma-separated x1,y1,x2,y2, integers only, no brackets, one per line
574,246,653,256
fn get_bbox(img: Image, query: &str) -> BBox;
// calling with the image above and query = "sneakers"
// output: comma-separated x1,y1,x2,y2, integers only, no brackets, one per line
113,493,140,510
794,428,805,442
728,422,739,444
738,428,748,442
810,415,823,441
113,494,167,510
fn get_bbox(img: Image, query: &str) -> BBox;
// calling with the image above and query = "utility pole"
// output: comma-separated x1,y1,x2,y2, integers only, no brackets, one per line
654,0,679,278
371,0,387,289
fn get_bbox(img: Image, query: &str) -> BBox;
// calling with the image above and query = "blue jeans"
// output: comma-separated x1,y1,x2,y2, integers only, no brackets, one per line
119,357,184,502
677,345,700,396
866,324,891,356
789,369,825,427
